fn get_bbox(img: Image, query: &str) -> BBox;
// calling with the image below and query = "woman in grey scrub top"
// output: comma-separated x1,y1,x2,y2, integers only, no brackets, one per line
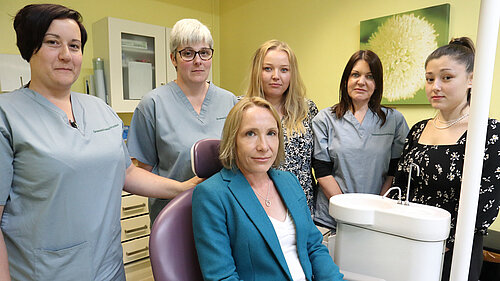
126,19,237,224
0,4,201,281
311,50,409,230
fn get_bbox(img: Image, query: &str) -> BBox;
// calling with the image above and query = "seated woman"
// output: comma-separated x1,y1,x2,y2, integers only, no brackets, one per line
392,37,500,281
192,97,344,281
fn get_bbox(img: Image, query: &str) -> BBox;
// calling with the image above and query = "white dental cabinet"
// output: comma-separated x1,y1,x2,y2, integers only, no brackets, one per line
92,17,175,113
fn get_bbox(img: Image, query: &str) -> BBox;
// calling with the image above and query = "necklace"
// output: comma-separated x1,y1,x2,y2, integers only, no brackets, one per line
432,113,469,129
253,180,272,207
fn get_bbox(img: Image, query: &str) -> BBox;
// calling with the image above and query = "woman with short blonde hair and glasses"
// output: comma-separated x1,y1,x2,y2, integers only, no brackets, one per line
127,19,237,223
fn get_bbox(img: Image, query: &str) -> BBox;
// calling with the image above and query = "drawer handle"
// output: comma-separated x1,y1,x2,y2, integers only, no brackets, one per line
126,246,149,256
122,203,146,211
124,225,148,234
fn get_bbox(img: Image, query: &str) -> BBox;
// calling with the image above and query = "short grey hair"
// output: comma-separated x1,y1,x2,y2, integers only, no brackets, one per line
170,19,213,55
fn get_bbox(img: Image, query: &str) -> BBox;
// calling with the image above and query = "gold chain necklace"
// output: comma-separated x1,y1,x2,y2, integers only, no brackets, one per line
432,113,469,129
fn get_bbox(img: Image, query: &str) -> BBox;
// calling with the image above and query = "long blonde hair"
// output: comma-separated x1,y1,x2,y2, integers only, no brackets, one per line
246,40,308,134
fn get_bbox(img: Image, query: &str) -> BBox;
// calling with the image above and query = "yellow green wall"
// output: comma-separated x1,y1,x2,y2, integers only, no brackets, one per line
219,0,500,127
2,0,499,126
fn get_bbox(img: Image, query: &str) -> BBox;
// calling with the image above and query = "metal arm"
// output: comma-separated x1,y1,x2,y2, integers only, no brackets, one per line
404,162,420,206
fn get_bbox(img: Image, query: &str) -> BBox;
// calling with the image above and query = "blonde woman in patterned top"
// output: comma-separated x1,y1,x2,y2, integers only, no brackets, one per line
246,40,318,213
392,37,500,281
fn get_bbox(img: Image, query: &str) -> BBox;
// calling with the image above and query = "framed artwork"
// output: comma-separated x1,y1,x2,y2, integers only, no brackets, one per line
360,4,450,105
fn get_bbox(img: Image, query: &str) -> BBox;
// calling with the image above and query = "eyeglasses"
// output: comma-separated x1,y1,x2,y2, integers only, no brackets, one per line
177,48,214,61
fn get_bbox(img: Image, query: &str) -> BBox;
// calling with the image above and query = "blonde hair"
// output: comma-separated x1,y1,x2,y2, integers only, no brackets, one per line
246,40,308,134
170,19,213,55
219,97,285,170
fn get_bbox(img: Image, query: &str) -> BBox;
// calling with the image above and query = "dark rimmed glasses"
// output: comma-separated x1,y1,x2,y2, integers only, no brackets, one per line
177,48,214,62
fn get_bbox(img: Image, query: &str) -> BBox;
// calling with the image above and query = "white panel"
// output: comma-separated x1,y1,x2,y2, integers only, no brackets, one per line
0,54,30,92
128,61,152,100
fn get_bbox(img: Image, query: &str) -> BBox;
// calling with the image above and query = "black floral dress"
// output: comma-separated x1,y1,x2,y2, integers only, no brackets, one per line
393,119,500,249
278,99,318,213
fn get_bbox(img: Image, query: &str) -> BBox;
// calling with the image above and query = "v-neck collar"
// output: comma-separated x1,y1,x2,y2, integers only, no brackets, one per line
172,81,212,123
24,88,86,135
345,109,374,128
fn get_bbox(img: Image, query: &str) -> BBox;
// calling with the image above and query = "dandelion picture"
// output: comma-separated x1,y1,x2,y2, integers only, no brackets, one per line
360,4,450,105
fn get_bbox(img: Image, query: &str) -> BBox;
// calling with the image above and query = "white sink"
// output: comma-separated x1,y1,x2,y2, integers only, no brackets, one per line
330,193,451,241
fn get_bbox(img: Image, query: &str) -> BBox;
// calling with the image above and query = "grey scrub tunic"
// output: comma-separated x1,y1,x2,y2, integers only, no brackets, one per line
0,88,131,281
127,81,236,223
312,107,409,229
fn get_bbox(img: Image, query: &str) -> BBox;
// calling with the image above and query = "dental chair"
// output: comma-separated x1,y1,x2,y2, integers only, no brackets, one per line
149,138,381,281
149,139,221,281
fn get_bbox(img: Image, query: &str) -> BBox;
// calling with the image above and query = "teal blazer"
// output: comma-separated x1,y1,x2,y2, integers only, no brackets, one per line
192,168,344,281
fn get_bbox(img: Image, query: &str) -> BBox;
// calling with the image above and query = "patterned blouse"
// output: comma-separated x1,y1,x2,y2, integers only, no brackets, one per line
278,99,318,213
393,119,500,249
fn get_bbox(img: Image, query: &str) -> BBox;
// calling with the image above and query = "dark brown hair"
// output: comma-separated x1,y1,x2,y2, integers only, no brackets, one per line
332,50,389,126
14,4,87,62
425,37,475,102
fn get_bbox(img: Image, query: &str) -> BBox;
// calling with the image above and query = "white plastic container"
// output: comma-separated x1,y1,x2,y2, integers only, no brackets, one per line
330,193,451,281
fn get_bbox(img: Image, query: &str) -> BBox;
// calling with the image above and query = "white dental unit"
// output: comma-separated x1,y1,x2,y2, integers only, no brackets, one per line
330,164,451,281
330,193,451,281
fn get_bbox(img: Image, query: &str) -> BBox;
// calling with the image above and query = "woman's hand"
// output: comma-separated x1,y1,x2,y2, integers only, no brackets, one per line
124,164,201,199
182,176,205,191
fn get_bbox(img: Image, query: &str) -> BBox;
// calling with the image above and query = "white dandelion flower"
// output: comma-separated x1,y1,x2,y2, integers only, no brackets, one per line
367,14,438,101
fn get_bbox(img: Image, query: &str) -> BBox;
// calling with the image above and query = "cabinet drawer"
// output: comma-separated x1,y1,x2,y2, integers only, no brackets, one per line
121,195,149,219
121,214,150,241
124,258,153,281
122,236,150,264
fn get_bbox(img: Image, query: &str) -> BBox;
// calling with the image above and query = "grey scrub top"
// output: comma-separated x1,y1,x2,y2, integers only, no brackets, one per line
312,107,409,229
0,88,131,281
127,81,237,223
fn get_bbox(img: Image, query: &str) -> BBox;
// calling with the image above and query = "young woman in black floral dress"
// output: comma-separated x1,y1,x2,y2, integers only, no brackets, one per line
392,37,500,281
246,40,318,213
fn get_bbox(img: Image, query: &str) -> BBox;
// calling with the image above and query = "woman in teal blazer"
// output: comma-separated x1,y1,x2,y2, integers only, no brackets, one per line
192,97,343,281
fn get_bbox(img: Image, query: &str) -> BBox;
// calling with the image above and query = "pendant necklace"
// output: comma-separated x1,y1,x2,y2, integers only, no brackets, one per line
253,180,272,207
432,113,469,129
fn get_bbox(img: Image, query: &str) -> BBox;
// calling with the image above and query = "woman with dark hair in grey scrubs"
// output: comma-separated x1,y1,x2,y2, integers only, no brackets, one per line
0,4,201,280
312,50,409,231
127,19,237,224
